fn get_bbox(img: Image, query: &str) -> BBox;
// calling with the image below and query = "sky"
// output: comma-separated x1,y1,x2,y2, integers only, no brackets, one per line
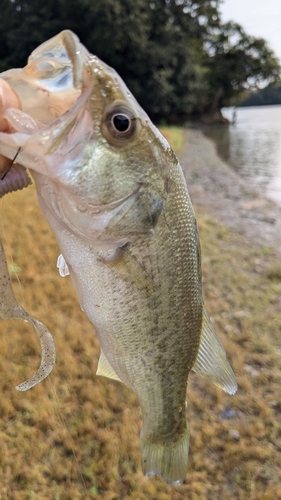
220,0,281,62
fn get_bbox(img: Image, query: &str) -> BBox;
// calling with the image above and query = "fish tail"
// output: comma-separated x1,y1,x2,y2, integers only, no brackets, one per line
140,422,190,485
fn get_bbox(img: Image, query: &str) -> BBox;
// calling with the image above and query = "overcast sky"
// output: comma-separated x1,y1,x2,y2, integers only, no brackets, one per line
220,0,281,62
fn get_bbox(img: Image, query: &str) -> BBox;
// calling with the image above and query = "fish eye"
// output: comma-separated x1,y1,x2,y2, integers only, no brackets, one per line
112,114,130,132
101,104,138,146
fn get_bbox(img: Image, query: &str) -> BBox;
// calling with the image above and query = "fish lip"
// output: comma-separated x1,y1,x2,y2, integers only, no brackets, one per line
27,29,91,91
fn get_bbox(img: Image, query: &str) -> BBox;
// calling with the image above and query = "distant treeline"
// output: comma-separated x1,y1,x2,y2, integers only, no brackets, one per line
1,0,280,123
241,84,281,107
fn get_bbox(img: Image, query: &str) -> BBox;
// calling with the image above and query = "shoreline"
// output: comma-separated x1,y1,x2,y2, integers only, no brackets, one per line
178,128,281,255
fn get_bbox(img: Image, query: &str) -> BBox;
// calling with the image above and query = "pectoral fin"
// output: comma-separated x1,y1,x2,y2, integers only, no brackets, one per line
96,350,121,382
192,306,237,395
57,254,70,277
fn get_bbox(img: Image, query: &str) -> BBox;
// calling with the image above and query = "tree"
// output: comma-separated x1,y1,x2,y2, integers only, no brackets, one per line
74,0,219,122
1,0,216,122
0,0,92,69
0,0,280,122
205,21,281,112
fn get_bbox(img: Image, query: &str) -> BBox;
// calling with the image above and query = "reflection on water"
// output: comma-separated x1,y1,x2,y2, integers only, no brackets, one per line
205,105,281,204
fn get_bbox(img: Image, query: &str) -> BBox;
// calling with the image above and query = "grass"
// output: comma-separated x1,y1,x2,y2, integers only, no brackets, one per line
159,126,185,152
0,128,280,499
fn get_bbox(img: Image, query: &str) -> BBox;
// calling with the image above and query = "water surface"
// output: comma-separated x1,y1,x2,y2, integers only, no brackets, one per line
205,105,281,205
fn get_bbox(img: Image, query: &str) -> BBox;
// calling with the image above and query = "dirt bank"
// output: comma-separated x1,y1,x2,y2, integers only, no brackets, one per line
178,129,281,254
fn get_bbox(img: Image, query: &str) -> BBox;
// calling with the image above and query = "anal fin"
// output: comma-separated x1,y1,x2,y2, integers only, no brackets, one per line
96,350,121,382
192,305,237,395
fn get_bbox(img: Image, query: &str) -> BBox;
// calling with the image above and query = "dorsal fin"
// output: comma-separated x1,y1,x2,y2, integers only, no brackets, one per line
96,350,121,382
192,306,237,395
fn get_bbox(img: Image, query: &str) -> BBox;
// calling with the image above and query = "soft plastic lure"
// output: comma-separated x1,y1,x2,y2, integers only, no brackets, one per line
0,236,55,390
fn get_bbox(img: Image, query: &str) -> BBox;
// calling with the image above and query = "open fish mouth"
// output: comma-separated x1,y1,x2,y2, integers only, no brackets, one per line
0,30,93,193
1,30,88,126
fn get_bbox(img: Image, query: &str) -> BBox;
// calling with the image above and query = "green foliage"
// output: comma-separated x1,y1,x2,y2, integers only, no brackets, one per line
205,21,281,110
0,0,280,122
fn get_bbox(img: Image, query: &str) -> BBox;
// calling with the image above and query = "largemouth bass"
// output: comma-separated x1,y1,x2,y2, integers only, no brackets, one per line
0,31,237,485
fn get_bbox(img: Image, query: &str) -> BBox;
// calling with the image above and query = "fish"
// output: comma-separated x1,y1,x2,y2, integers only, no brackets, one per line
0,30,237,485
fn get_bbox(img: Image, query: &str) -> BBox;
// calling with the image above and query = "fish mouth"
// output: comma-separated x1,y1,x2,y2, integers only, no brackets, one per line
0,31,93,187
1,30,89,126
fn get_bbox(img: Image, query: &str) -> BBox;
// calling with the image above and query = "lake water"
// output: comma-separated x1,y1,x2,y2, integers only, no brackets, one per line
205,105,281,205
